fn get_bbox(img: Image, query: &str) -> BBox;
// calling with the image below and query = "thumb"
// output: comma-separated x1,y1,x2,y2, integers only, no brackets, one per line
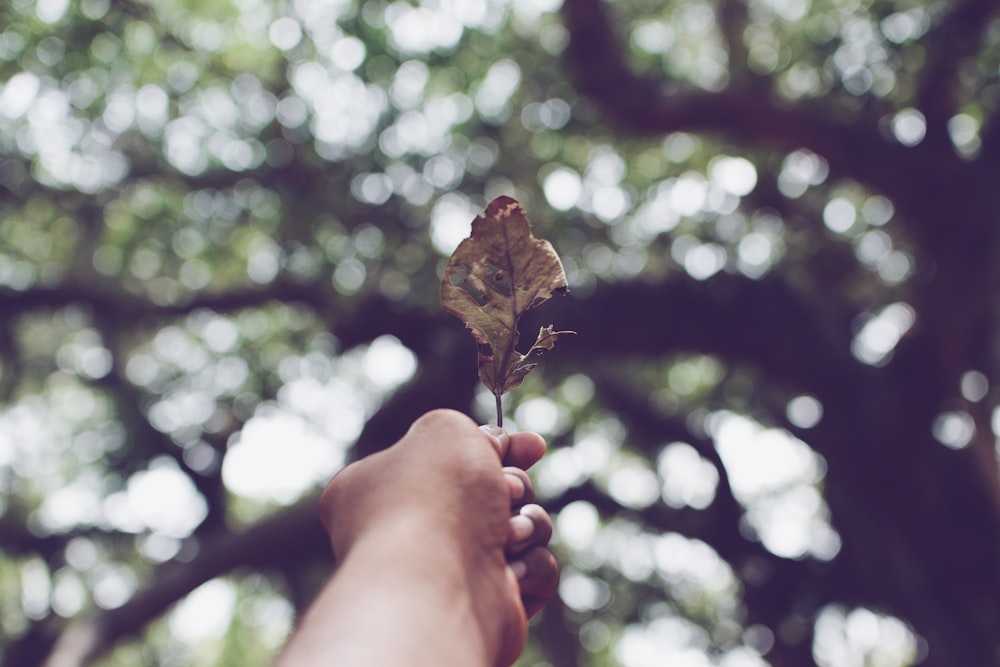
479,424,510,460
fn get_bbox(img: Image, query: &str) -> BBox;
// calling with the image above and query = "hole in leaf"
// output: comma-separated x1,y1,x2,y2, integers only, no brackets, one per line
484,261,512,297
449,264,487,306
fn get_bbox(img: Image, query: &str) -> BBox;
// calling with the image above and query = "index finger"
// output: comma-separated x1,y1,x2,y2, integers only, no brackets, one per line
479,426,547,470
503,431,547,470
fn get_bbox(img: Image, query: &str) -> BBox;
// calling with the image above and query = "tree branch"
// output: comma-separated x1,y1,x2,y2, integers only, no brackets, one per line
717,0,753,83
42,499,326,667
0,279,323,323
558,0,968,229
539,271,868,401
916,0,1000,139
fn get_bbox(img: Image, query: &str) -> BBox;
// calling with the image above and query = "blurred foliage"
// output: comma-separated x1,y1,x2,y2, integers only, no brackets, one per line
3,0,1000,665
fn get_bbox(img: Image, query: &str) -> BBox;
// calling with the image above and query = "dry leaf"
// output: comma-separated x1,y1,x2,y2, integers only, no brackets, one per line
440,195,574,425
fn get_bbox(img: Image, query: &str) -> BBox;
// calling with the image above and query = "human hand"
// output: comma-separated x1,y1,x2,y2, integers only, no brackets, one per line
319,409,558,667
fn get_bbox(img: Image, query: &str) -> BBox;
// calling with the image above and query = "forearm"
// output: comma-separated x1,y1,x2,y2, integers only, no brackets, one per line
275,530,499,667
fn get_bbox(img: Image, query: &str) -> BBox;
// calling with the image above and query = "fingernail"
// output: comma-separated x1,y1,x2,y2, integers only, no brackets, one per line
509,560,527,580
479,424,508,454
509,514,534,542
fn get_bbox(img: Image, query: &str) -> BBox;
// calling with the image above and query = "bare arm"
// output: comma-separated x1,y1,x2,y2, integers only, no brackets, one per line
275,410,558,667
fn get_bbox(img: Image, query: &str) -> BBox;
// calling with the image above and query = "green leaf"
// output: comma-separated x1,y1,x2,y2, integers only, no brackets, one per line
440,196,574,425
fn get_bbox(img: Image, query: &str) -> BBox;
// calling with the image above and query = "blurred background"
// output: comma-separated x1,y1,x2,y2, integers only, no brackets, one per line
3,0,1000,664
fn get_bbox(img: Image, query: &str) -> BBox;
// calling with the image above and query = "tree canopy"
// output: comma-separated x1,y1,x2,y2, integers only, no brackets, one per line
3,0,1000,665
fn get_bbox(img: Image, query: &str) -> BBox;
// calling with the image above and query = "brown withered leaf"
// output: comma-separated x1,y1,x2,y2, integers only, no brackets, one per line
440,196,574,425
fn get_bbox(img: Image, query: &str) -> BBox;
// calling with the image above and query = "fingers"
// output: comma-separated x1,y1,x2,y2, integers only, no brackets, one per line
503,467,534,508
504,431,547,470
505,504,552,555
504,501,557,617
478,426,547,470
509,547,560,619
474,419,560,620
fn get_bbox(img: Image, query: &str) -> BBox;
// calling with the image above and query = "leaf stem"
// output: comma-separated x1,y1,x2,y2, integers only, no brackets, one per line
495,392,503,428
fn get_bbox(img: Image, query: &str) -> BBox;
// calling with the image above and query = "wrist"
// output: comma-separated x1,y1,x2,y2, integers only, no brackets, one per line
337,527,504,666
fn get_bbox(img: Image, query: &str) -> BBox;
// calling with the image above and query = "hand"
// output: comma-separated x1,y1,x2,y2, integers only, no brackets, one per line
317,409,558,667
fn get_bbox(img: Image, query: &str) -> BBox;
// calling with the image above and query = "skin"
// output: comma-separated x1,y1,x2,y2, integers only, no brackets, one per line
275,409,559,667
